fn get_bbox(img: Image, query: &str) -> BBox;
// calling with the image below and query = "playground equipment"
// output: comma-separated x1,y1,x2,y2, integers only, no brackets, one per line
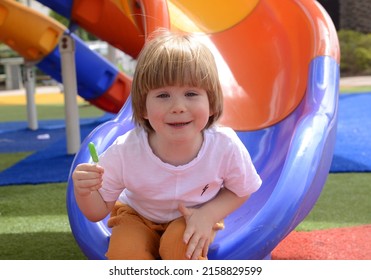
1,0,340,259
0,0,133,113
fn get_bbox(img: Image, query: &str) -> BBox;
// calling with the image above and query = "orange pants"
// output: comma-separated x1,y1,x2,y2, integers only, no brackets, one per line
106,202,223,260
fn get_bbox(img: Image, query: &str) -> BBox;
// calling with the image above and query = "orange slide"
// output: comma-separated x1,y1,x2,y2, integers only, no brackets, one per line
36,0,339,130
57,0,340,130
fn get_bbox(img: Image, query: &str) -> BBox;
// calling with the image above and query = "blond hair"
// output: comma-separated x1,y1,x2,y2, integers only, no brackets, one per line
131,29,223,132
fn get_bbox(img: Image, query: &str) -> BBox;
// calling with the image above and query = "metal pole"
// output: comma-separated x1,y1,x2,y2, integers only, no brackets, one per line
59,34,81,155
23,62,38,130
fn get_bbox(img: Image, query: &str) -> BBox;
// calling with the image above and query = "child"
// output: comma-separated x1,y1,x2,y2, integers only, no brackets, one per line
72,29,262,260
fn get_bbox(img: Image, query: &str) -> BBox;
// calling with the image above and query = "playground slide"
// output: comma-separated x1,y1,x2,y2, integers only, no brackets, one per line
0,0,132,113
2,0,340,259
64,0,339,259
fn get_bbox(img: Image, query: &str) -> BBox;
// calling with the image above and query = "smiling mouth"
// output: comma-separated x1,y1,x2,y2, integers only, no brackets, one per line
168,121,191,127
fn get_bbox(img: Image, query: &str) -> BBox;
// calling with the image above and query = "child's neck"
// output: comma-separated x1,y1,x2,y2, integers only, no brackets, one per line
148,132,204,166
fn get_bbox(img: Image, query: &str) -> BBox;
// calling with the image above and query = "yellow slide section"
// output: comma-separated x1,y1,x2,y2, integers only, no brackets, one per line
0,0,65,61
169,0,259,33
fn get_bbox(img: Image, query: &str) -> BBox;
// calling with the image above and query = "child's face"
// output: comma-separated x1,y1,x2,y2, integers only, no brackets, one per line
144,86,212,142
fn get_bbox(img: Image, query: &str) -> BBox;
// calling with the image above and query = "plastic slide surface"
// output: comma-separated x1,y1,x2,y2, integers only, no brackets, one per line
0,0,64,61
34,0,170,111
64,0,340,259
0,0,132,113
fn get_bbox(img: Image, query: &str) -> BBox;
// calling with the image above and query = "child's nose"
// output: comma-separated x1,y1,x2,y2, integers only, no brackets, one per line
171,98,186,113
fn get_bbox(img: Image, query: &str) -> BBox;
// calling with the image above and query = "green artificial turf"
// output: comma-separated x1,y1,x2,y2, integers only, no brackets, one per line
0,152,32,171
297,173,371,231
0,154,86,259
0,103,104,122
0,172,370,259
340,86,371,94
0,183,86,260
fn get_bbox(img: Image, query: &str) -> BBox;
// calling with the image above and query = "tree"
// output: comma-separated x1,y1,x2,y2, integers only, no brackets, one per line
340,0,371,33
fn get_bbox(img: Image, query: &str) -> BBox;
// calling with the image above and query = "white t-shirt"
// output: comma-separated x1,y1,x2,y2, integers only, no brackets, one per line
98,126,262,223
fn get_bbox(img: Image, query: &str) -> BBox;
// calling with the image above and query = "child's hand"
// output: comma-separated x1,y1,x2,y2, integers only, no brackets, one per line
178,203,215,260
72,163,104,197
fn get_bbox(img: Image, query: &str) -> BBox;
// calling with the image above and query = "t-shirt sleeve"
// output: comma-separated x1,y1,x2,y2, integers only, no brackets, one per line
223,132,262,197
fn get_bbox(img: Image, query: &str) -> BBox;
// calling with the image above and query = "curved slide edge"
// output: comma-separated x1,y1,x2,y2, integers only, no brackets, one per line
209,56,339,259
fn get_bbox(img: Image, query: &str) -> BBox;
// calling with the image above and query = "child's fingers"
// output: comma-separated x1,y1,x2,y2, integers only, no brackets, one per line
186,236,207,260
75,163,104,173
75,179,102,196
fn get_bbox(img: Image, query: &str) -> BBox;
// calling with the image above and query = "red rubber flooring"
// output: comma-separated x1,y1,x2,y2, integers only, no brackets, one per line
272,225,371,260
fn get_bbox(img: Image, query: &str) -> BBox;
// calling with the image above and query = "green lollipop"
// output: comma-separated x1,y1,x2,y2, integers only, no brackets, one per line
88,142,99,163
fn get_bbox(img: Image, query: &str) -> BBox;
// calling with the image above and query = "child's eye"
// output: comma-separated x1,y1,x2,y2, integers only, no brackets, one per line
186,91,198,97
156,93,170,98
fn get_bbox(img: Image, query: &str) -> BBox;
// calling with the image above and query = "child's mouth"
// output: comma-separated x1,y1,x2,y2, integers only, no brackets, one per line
168,121,191,127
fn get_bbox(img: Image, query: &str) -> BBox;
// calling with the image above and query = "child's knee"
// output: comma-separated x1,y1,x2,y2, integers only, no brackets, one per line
159,218,188,260
106,244,157,260
159,239,188,260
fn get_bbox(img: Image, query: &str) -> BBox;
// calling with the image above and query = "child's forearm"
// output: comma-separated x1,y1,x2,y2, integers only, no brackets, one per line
75,190,114,222
200,188,250,224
